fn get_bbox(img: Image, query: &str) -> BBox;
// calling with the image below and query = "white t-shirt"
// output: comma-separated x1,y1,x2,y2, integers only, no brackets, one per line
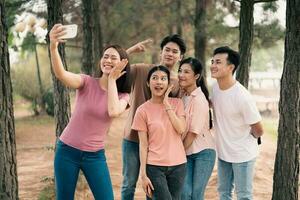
211,82,261,163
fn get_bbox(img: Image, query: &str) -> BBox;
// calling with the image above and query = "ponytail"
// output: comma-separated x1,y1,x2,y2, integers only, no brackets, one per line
197,76,213,129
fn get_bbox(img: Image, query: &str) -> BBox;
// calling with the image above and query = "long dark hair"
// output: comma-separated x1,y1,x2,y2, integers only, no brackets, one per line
99,44,131,93
179,57,212,129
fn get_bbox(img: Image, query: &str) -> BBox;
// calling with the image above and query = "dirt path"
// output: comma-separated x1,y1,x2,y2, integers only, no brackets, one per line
16,111,277,200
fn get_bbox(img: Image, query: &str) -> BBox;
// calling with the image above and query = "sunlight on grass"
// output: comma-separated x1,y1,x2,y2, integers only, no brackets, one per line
262,117,278,140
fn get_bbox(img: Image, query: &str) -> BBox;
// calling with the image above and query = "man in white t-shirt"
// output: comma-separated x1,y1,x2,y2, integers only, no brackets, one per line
210,46,263,200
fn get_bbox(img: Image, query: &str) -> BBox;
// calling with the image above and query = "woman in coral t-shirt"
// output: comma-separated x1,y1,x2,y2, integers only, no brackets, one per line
132,65,186,200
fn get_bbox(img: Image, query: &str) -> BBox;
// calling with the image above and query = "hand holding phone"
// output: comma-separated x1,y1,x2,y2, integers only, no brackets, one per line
59,24,78,39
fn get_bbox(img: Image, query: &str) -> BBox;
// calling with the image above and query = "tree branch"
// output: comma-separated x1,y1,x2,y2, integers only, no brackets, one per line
254,0,277,3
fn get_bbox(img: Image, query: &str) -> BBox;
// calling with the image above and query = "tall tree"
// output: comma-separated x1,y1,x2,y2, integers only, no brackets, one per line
236,0,254,88
272,0,300,199
81,0,103,76
0,0,19,199
194,0,208,71
236,0,277,88
46,0,71,137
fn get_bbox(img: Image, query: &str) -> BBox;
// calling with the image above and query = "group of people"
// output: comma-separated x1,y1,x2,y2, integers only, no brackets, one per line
49,24,263,200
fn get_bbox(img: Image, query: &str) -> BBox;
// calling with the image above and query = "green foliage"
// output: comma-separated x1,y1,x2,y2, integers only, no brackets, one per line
262,2,278,12
254,20,285,48
252,40,284,71
38,181,55,200
20,32,37,52
42,88,54,116
262,118,278,140
11,46,52,115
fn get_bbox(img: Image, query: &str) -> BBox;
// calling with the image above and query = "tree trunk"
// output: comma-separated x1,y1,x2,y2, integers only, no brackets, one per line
194,0,207,73
82,0,103,77
236,0,254,88
0,0,19,199
272,0,300,199
34,44,45,113
176,0,182,35
46,0,71,137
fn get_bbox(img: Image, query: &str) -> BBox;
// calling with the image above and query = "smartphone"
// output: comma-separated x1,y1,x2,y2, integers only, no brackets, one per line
60,24,78,39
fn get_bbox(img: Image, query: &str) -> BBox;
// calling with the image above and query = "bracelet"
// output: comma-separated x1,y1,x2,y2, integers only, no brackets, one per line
165,107,173,111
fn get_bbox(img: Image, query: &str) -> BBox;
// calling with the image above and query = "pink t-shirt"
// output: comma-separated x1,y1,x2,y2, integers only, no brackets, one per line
183,87,215,155
60,74,129,152
132,98,187,166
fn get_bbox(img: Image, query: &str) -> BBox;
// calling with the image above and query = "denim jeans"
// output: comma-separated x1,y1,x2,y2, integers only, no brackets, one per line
121,139,140,200
146,163,186,200
181,149,216,200
54,140,114,200
218,158,256,200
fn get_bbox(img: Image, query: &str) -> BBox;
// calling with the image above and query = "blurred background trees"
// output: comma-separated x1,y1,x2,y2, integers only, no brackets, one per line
2,0,299,199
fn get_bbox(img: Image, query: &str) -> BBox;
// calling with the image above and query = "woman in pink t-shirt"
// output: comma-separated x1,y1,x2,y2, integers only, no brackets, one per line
49,24,130,200
132,65,187,200
178,57,216,200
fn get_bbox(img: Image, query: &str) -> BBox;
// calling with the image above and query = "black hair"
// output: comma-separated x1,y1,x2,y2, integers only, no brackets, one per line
100,44,131,93
160,34,186,55
147,65,170,84
179,57,213,129
213,46,240,74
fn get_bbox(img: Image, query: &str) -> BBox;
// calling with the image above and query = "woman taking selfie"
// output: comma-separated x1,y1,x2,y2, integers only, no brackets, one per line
49,24,131,200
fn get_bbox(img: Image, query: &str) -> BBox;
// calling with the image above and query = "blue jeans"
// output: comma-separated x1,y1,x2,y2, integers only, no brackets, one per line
181,149,216,200
218,158,256,200
54,140,114,200
122,139,153,200
147,163,186,200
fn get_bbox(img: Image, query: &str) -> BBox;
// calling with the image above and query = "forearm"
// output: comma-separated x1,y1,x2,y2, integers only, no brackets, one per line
107,79,125,117
50,44,66,79
183,132,196,149
139,139,148,177
166,109,186,134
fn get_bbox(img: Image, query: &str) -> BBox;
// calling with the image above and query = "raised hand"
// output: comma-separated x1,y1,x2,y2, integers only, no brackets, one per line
49,24,66,48
163,84,174,109
108,59,128,80
126,38,153,54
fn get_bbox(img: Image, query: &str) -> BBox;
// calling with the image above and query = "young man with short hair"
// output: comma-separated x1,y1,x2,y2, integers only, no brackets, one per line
121,34,186,200
210,46,263,200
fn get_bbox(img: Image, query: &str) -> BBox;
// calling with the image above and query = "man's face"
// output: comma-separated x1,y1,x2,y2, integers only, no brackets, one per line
210,53,233,79
160,42,182,69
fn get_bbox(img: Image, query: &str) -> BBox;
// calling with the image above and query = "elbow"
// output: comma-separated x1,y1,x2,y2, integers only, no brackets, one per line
108,110,120,118
177,125,186,135
108,107,123,118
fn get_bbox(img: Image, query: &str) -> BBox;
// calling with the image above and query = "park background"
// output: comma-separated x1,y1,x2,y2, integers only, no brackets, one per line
1,0,299,200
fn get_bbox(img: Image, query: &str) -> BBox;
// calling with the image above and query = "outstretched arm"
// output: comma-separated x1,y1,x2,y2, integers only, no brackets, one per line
49,24,82,89
126,38,153,55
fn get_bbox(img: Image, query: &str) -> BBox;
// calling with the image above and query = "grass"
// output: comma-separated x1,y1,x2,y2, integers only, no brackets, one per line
262,117,279,140
15,114,54,125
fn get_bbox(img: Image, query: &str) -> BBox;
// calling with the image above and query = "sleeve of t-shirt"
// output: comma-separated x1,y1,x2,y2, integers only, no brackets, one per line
189,97,209,135
78,74,90,91
240,92,262,125
131,107,148,133
118,93,130,103
175,99,185,117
